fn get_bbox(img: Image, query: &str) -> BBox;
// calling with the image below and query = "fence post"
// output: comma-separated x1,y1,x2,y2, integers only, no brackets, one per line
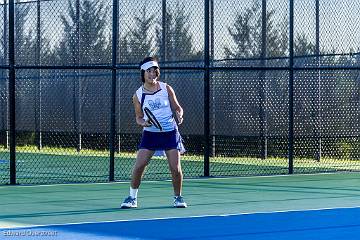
109,0,119,182
8,0,16,184
75,0,82,152
315,0,322,161
35,0,42,150
260,0,268,160
161,0,167,85
288,0,294,174
204,0,210,177
161,0,166,62
3,0,9,150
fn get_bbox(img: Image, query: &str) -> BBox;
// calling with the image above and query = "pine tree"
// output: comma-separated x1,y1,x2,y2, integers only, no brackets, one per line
225,0,315,59
224,5,255,59
155,2,202,62
294,33,315,56
56,0,110,65
122,5,155,63
118,32,131,64
15,3,35,65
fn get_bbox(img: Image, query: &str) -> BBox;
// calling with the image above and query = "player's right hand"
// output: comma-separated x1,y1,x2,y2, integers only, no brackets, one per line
142,120,152,127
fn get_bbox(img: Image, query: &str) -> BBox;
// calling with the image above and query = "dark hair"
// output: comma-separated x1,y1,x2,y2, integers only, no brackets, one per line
140,56,160,83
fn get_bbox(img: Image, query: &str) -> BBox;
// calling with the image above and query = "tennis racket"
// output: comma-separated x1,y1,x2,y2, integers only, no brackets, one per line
144,107,163,131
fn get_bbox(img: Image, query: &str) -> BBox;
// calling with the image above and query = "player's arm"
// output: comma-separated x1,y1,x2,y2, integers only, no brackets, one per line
132,94,151,127
167,84,184,125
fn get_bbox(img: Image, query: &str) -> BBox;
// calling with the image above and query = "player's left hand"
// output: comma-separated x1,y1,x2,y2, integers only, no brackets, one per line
176,112,183,125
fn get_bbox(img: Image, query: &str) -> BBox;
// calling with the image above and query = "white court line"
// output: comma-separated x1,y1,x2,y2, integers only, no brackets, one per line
0,221,32,229
3,205,360,230
1,171,358,189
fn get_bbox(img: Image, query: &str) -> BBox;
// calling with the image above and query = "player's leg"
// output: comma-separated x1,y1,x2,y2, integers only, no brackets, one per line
131,149,154,188
121,149,154,208
166,149,187,208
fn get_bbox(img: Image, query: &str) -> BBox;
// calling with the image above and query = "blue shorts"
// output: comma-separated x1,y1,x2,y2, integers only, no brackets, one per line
139,129,184,152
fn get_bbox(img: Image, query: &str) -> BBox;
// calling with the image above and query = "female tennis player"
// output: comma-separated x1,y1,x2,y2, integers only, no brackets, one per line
121,56,187,208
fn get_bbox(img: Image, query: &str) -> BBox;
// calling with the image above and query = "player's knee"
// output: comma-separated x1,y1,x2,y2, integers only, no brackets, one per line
170,165,182,175
134,162,147,172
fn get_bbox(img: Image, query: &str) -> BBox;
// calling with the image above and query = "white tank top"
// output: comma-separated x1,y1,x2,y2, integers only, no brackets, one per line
136,82,177,132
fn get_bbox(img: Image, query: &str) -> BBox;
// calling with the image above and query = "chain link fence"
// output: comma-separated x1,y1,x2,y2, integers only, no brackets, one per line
1,0,360,184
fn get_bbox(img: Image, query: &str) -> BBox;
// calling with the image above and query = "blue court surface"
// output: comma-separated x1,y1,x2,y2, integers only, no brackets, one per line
2,207,360,240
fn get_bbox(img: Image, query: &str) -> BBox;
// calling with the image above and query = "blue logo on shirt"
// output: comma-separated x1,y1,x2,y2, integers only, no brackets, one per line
148,98,161,110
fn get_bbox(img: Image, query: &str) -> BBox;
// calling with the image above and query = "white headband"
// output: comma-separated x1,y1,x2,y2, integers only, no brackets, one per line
140,61,159,70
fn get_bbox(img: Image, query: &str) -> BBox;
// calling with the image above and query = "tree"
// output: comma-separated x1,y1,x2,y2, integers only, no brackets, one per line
224,3,256,59
266,12,288,58
118,31,131,64
225,0,315,59
155,2,202,62
15,2,35,65
120,5,155,63
294,33,315,56
224,0,288,58
56,0,110,65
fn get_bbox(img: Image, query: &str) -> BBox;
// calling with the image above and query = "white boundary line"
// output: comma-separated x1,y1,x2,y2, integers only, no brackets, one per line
3,205,360,230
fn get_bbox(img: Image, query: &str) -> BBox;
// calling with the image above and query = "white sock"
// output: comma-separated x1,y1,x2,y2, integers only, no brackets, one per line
130,187,138,199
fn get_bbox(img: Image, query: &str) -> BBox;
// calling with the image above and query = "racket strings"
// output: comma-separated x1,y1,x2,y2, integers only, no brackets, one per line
144,107,163,131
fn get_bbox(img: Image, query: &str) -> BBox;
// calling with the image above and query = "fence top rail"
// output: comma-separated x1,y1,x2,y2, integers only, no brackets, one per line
2,65,359,71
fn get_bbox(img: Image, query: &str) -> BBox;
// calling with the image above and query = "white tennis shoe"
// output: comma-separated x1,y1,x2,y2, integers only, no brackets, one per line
120,196,137,208
174,196,187,208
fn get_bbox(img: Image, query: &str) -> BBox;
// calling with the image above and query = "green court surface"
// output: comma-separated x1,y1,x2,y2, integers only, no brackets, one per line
1,172,360,229
3,149,360,185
